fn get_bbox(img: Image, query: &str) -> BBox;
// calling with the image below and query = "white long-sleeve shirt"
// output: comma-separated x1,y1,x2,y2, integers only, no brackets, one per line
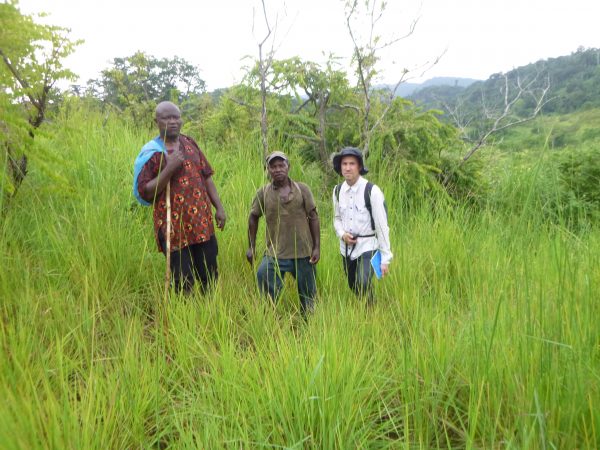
333,177,393,265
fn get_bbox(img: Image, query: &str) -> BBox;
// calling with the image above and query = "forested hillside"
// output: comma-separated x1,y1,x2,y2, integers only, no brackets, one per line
376,76,479,98
410,47,600,116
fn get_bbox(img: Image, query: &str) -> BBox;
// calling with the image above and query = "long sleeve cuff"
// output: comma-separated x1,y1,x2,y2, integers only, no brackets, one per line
380,249,393,266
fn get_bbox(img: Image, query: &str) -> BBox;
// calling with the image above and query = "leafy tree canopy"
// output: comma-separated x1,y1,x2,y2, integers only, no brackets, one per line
87,51,206,125
0,0,81,127
1,0,81,212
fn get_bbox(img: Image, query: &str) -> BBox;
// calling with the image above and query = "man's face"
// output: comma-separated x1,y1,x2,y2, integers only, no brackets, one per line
155,105,183,139
267,158,289,182
341,156,361,183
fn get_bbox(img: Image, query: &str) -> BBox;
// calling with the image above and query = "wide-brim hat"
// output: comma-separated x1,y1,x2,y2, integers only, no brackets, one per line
332,147,368,175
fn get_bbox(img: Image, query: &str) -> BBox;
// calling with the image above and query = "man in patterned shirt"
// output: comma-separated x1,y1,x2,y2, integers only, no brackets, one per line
134,101,226,294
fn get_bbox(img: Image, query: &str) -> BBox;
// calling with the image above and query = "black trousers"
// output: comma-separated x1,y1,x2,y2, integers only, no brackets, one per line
160,234,219,294
342,250,376,304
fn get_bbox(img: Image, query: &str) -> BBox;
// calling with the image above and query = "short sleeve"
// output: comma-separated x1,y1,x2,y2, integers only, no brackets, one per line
184,136,214,178
299,183,317,214
197,148,214,178
250,187,265,217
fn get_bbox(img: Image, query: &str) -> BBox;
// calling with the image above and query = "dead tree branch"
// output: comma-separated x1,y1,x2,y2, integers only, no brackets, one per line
442,70,552,186
345,0,422,156
254,0,276,159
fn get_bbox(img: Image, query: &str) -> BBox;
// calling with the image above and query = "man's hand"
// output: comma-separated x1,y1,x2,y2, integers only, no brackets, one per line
381,264,389,277
342,232,357,245
215,207,227,230
165,147,185,171
309,247,320,265
246,247,255,265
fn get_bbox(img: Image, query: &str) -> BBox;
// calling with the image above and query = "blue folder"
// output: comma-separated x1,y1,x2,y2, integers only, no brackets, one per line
370,250,382,279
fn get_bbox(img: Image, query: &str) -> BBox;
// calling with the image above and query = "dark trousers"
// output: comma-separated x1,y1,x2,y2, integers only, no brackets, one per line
160,234,219,294
257,256,316,314
342,250,376,304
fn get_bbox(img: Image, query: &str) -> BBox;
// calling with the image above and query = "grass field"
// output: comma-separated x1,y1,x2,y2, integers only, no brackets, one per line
1,106,598,449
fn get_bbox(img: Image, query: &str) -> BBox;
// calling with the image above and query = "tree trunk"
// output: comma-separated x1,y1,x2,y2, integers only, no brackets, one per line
317,92,329,167
260,62,269,159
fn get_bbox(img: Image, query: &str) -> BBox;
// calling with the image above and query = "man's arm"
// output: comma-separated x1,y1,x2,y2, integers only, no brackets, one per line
205,177,226,230
332,187,344,239
308,209,320,264
299,184,320,264
372,185,392,277
246,213,260,264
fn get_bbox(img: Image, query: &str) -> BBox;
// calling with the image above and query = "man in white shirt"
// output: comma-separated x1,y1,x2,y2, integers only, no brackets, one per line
332,147,392,304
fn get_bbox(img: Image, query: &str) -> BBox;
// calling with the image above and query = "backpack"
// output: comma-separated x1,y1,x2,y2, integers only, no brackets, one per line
334,181,387,231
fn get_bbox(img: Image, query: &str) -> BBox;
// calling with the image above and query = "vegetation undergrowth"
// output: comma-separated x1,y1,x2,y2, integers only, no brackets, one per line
1,106,599,449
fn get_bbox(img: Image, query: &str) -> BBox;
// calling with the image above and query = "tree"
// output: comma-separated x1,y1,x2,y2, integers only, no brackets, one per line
252,0,280,159
345,0,436,156
0,0,81,211
266,56,356,167
440,69,551,186
0,1,81,128
240,54,361,168
88,51,206,126
0,93,31,213
180,83,272,149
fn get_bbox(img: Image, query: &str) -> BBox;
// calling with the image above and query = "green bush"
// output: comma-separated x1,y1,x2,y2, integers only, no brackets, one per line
368,101,489,208
555,143,600,221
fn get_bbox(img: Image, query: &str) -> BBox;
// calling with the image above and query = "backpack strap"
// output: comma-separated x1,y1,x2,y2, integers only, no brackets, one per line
292,181,303,206
364,182,375,231
337,181,376,230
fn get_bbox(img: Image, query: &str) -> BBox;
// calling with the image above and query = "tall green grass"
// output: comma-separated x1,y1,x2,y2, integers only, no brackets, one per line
1,103,598,448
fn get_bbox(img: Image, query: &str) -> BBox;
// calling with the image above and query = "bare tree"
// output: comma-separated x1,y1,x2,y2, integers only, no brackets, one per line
441,69,552,186
267,56,357,168
253,0,279,159
345,0,430,156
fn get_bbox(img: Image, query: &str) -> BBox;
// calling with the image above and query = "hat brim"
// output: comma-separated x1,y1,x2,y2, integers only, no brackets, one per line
332,154,368,175
266,156,288,165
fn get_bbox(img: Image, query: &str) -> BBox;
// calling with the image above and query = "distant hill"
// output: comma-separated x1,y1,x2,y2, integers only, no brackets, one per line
409,47,600,116
376,77,479,97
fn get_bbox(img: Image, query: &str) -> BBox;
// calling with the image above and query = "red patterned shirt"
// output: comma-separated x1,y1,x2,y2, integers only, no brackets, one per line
137,135,215,252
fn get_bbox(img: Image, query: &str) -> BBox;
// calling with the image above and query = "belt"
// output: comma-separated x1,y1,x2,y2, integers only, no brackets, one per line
345,233,376,259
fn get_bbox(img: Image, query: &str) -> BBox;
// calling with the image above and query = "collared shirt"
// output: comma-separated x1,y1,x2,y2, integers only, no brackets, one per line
333,176,393,264
137,134,215,252
251,178,317,259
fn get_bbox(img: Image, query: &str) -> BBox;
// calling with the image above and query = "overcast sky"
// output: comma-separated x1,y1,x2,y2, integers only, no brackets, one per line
17,0,600,91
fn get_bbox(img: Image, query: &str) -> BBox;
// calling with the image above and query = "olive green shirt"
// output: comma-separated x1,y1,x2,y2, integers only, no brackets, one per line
251,179,317,259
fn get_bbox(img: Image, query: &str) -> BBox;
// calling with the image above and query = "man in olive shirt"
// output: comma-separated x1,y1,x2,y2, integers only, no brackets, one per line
246,151,320,314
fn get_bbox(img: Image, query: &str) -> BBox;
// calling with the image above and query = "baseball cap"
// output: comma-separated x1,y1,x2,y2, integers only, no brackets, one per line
265,151,289,166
